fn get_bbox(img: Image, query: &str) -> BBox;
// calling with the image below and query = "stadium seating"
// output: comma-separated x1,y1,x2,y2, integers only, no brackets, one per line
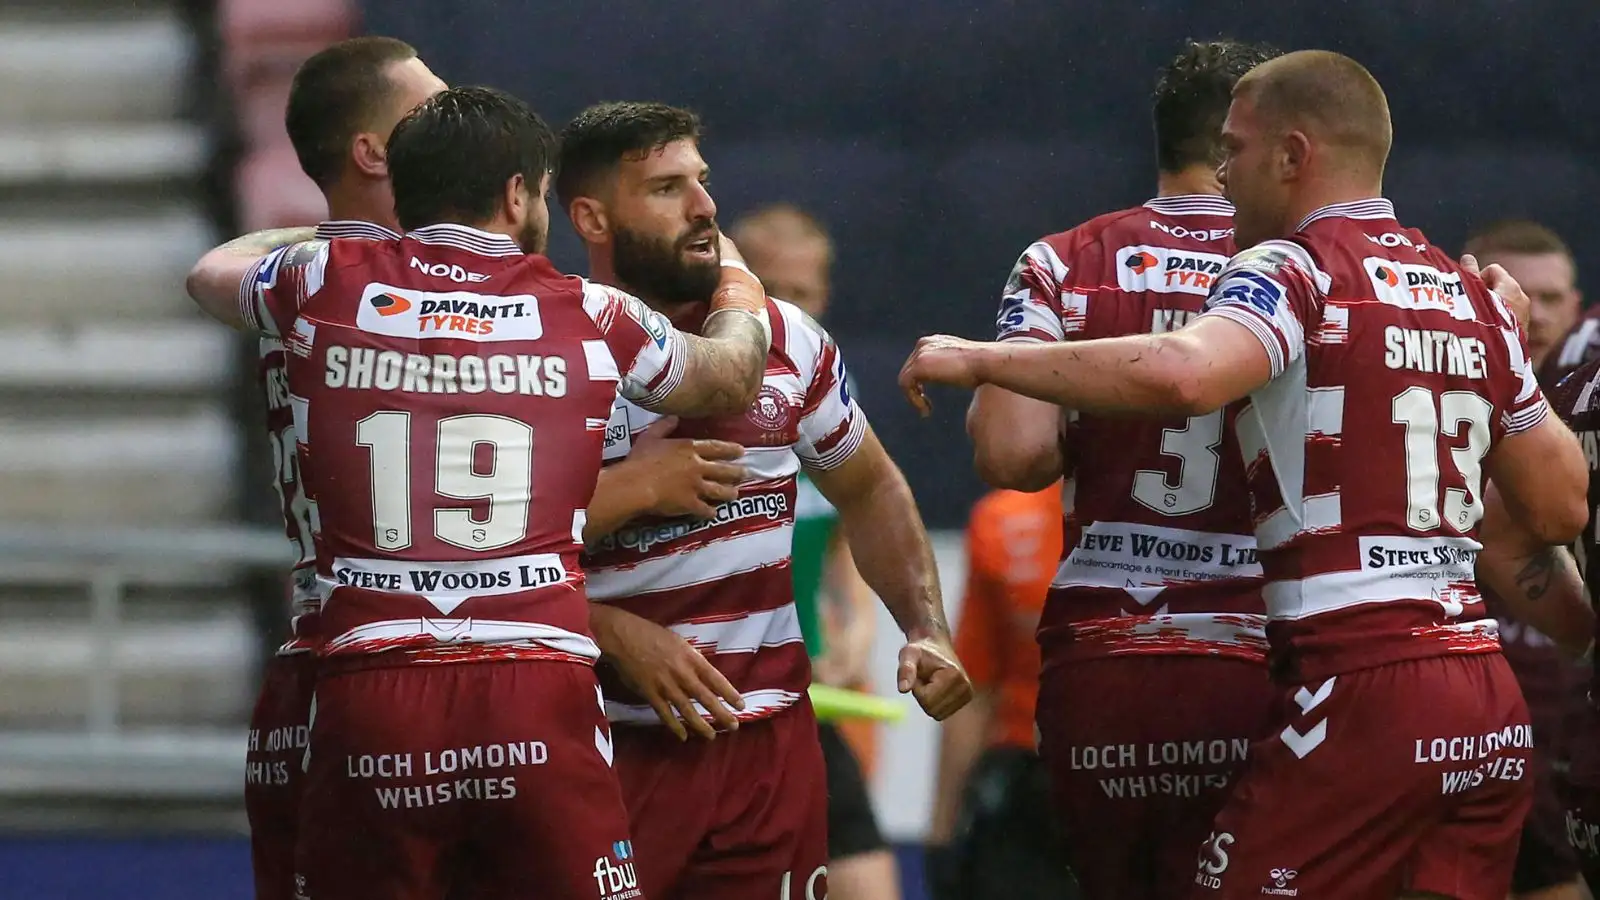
0,0,258,799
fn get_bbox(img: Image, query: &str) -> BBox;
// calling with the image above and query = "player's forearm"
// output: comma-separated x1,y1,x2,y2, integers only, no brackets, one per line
928,692,994,844
583,463,656,543
972,333,1209,417
820,448,950,643
186,227,318,328
966,386,1064,491
1478,536,1594,657
654,310,768,417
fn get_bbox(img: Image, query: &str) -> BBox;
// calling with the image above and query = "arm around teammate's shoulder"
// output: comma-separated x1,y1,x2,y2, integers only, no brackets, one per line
185,227,319,330
1484,413,1589,544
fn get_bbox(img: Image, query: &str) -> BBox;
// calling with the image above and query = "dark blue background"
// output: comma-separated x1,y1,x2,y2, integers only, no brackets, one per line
362,0,1598,525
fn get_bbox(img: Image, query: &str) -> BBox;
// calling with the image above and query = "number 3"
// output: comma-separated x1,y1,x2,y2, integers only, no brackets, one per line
356,411,533,552
1391,387,1493,532
1131,409,1223,516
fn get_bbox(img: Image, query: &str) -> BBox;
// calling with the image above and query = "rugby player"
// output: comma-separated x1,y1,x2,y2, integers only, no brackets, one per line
901,50,1589,898
557,100,973,900
189,86,771,900
218,39,752,900
961,39,1278,900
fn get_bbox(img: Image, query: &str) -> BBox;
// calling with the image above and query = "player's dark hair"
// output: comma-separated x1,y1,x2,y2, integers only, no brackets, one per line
555,101,703,209
1153,39,1281,173
387,86,557,231
285,36,419,190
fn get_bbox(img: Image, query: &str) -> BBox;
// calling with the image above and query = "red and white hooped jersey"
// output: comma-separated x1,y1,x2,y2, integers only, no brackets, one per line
996,195,1268,668
240,223,694,665
1199,198,1549,681
583,298,866,726
259,219,399,656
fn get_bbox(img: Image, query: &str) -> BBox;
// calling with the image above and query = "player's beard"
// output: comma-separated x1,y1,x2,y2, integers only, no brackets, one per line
516,217,549,255
613,221,722,308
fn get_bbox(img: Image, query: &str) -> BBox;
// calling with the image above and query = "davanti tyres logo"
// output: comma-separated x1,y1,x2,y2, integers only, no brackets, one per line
1126,251,1160,274
370,293,413,317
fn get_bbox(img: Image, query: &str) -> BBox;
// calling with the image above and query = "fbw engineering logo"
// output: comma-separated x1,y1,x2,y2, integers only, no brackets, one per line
593,840,641,899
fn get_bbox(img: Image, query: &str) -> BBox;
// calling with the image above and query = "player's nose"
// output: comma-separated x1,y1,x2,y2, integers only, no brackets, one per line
688,181,717,221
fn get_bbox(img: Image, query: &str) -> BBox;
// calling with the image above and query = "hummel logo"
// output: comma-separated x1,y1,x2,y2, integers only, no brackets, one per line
1279,721,1327,759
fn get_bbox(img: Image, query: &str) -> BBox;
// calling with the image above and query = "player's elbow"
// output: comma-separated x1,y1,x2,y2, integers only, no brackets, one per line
1529,490,1590,545
972,443,1058,492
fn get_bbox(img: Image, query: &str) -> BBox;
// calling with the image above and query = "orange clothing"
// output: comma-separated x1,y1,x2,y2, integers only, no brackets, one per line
956,484,1062,750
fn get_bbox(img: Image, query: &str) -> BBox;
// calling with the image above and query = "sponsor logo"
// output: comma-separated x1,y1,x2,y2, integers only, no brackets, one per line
370,292,412,317
409,256,489,283
1195,831,1233,890
592,841,641,899
356,282,544,342
1115,245,1229,296
1126,251,1160,274
641,308,671,350
1365,231,1422,250
1567,809,1600,858
780,866,828,900
1262,867,1298,896
1149,220,1233,242
748,385,793,432
1361,537,1480,573
595,492,789,555
1363,258,1473,319
323,346,567,397
328,555,568,603
1213,270,1285,316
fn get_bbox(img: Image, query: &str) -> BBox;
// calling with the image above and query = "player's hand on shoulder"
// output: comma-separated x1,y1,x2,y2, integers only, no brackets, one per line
624,416,747,519
1463,253,1531,331
899,335,992,416
594,604,746,741
896,632,974,721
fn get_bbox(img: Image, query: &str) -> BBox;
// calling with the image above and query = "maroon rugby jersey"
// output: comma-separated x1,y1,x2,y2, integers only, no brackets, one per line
240,224,693,664
583,298,865,726
996,195,1267,666
1538,320,1600,700
1199,198,1549,681
258,219,400,655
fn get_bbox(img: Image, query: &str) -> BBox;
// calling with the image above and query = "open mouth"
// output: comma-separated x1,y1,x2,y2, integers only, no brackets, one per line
682,233,718,261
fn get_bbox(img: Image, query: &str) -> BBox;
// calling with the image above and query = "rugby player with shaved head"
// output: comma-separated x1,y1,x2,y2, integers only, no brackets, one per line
902,49,1590,898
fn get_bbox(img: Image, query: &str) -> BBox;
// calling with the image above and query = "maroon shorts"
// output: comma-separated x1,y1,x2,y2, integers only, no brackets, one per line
1035,654,1274,900
245,652,315,900
1192,653,1534,900
612,699,827,900
295,659,641,900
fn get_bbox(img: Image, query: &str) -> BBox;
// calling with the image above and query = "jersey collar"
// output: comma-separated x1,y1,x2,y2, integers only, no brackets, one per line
1297,198,1396,231
407,223,525,258
1142,194,1234,217
313,220,401,241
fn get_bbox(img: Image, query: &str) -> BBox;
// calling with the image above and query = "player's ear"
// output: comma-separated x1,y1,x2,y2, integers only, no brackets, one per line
568,197,610,244
503,172,528,224
351,131,389,179
1279,130,1312,182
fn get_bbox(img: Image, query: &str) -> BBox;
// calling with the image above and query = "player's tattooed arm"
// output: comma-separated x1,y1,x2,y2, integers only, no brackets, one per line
809,426,974,721
652,307,769,417
185,227,319,329
1477,481,1594,657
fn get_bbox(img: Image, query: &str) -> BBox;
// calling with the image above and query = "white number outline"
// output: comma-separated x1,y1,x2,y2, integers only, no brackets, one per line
355,412,534,552
1131,409,1224,517
1391,387,1493,534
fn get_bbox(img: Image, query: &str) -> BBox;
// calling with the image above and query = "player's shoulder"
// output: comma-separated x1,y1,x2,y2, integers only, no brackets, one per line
768,296,833,355
1550,353,1600,428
